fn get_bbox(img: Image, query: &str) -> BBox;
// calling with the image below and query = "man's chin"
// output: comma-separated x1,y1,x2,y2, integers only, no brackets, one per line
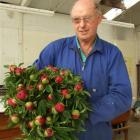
78,36,89,41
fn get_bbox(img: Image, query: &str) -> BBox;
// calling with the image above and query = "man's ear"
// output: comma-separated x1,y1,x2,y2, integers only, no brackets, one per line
97,14,103,24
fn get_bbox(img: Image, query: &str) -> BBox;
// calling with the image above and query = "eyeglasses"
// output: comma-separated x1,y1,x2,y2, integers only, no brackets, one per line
71,15,96,24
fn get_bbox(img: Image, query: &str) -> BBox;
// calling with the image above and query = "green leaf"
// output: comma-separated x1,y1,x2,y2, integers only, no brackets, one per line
50,136,57,140
83,91,91,97
4,65,9,68
16,99,25,105
52,114,59,123
76,127,86,132
63,110,71,119
7,121,17,129
73,76,81,82
20,122,29,135
36,126,44,137
45,85,53,93
37,99,48,116
54,126,75,132
55,132,71,140
69,133,79,140
18,63,24,67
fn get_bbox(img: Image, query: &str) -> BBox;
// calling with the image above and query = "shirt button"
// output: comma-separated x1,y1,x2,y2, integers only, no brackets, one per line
92,88,96,92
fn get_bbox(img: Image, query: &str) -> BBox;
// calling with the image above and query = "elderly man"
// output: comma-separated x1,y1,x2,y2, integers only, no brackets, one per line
34,0,132,139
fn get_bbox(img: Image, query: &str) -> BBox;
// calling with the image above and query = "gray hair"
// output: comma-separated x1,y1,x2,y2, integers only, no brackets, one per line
95,3,102,15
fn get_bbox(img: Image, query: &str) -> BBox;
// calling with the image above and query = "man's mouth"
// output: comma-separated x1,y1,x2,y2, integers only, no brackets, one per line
79,30,88,34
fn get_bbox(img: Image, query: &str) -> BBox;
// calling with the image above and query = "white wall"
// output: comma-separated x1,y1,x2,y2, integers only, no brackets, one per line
0,10,23,85
136,25,140,63
23,13,74,66
0,11,74,85
0,9,138,99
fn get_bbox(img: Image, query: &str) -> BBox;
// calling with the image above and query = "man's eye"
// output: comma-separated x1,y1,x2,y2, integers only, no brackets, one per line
84,17,90,21
73,18,80,22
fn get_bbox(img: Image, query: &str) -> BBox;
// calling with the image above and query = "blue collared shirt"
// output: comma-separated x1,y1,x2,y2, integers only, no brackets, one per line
34,35,132,140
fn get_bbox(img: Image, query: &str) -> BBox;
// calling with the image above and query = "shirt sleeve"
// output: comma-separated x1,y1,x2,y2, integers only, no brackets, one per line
33,43,56,70
90,48,132,125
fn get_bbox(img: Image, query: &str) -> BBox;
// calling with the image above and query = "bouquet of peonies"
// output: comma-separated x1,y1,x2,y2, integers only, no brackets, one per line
2,64,91,140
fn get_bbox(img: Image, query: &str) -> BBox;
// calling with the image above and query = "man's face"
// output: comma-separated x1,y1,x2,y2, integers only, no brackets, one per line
71,5,101,42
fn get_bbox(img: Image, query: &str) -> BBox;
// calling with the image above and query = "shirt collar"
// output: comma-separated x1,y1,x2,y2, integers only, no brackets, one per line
76,36,96,50
69,35,104,54
76,36,86,62
93,35,103,53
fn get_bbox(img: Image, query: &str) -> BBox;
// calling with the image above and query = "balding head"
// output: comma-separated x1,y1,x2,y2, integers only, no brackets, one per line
71,0,101,17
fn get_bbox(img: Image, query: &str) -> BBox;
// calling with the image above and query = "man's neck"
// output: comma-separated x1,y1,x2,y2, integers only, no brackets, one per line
78,37,96,56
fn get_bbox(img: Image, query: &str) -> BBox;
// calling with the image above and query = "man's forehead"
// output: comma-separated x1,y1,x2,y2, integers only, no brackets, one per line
71,1,96,17
71,6,96,17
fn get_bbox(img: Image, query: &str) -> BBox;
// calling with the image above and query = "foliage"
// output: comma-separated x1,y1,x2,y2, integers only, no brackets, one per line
2,64,91,140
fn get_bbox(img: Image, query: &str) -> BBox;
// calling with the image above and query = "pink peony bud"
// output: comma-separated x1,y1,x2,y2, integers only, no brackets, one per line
52,67,59,72
25,101,33,110
28,120,35,128
54,102,65,113
74,83,83,91
26,85,33,91
60,70,66,76
16,84,24,91
6,98,17,107
55,76,63,84
44,128,54,137
35,116,46,126
9,65,16,73
41,75,49,84
16,90,28,100
10,114,19,124
15,67,24,76
61,89,71,99
47,65,57,72
72,110,80,119
60,70,70,76
37,83,44,91
47,94,53,101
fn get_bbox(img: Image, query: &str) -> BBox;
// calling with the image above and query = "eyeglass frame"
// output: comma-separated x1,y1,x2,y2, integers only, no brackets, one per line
71,15,97,24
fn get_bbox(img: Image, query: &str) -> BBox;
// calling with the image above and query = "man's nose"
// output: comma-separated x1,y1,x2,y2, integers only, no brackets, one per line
79,19,86,27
